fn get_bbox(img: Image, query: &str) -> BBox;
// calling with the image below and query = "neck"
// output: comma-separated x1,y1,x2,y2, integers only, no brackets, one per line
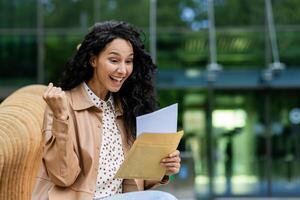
86,80,109,101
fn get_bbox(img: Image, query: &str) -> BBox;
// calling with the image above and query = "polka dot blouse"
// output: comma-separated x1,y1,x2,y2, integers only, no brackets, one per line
83,83,124,199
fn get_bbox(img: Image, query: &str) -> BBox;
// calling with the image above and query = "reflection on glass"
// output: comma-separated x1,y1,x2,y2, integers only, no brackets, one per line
213,109,246,130
0,35,37,86
44,35,83,82
44,0,94,28
211,93,268,197
0,0,36,28
271,92,300,196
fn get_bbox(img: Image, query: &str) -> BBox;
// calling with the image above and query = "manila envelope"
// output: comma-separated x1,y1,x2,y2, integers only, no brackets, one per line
115,130,184,180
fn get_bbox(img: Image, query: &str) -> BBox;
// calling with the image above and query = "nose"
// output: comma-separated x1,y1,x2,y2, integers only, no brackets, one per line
117,63,127,75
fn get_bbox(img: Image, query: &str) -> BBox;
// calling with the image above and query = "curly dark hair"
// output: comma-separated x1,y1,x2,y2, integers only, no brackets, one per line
58,21,157,142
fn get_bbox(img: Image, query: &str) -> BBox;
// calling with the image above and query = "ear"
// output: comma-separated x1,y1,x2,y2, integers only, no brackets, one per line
89,55,97,68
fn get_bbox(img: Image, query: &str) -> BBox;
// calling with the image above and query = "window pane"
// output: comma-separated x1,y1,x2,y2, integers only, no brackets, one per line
98,0,149,28
44,34,83,82
270,91,300,196
157,31,208,69
157,0,201,69
44,0,94,28
0,35,37,86
212,91,268,196
0,0,36,28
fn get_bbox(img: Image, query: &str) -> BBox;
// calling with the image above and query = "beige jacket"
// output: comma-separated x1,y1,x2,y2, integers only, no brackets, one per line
32,83,168,200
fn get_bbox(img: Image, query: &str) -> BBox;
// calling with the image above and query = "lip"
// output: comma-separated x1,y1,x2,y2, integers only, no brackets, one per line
110,75,125,83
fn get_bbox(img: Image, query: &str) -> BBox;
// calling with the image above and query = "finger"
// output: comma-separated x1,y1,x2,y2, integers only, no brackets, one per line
162,162,180,168
161,158,179,164
162,156,181,163
47,86,58,98
43,83,53,99
162,151,180,161
166,167,180,173
52,87,63,97
167,166,180,171
54,87,62,96
46,82,53,92
56,90,67,101
164,165,180,173
168,150,180,157
59,91,66,99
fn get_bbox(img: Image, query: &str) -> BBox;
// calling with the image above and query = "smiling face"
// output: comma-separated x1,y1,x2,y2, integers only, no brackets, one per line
87,38,134,100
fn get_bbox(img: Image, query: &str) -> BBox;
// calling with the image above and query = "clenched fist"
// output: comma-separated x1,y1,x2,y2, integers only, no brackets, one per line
43,83,68,120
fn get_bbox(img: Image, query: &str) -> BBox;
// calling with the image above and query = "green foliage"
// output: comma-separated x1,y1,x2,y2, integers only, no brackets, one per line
0,35,37,77
2,0,300,82
44,0,94,28
273,0,300,24
215,0,265,26
99,0,149,27
0,0,36,28
44,35,83,83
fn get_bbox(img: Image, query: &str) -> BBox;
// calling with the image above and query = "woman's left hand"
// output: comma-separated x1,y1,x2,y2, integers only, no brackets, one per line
160,150,181,175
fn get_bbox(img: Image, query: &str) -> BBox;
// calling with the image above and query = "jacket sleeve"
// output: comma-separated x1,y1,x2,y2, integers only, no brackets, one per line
42,106,81,187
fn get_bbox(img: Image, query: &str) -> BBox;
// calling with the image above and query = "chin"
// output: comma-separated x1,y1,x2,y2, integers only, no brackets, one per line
109,87,122,93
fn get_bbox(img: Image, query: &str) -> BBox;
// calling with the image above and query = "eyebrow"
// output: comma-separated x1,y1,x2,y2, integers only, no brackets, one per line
108,51,134,57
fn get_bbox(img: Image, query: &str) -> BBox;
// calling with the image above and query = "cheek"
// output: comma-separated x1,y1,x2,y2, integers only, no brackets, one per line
97,62,113,76
127,66,133,76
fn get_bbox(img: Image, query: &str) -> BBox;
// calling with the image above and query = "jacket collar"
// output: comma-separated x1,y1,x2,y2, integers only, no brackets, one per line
69,82,123,116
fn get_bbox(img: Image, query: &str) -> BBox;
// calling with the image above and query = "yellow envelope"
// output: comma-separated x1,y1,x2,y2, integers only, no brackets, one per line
115,130,184,180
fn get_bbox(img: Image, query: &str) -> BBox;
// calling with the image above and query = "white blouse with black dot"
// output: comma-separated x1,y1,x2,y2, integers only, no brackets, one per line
83,83,124,199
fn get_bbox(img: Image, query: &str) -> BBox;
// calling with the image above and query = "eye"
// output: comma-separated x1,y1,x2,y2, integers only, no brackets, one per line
126,59,133,64
109,58,119,63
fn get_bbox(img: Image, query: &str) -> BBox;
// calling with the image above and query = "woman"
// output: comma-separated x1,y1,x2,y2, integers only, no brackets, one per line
32,21,181,200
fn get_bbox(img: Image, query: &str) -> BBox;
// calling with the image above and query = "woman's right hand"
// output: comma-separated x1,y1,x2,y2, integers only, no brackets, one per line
43,83,69,120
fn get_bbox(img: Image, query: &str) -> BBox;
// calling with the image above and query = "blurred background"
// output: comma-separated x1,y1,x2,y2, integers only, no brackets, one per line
1,0,300,199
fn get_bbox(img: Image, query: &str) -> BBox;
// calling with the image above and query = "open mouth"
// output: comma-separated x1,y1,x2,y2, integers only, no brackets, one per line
109,75,124,83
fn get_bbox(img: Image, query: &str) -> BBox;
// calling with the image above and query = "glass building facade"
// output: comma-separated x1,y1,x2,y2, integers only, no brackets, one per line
1,0,300,199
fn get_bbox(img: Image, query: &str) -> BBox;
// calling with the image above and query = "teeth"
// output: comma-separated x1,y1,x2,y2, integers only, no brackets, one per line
111,76,123,82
